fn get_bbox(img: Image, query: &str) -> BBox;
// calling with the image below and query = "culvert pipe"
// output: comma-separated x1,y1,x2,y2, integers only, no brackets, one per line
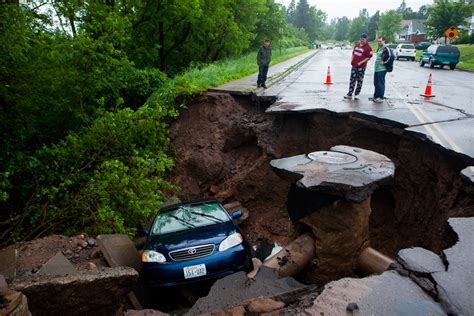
262,233,315,278
356,247,394,275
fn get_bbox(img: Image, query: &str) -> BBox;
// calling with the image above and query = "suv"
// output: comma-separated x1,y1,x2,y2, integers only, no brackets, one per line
395,44,416,61
419,45,460,70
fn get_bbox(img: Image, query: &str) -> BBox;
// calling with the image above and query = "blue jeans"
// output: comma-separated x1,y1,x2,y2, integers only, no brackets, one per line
374,71,387,99
257,65,269,86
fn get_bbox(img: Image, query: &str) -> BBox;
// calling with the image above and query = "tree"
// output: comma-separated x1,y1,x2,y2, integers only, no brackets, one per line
425,0,472,40
293,0,326,43
417,5,433,19
348,9,369,42
334,16,351,41
253,1,288,49
368,11,380,41
378,10,402,43
286,0,296,24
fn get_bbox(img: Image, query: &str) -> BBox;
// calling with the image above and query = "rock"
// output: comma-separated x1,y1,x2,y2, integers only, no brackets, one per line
85,262,97,270
247,258,263,279
0,248,17,280
346,302,359,312
63,249,73,256
97,234,141,273
397,247,445,274
460,166,474,184
125,309,169,315
0,275,7,289
81,241,88,248
87,239,96,247
89,248,102,259
11,267,138,316
247,297,285,313
0,290,31,316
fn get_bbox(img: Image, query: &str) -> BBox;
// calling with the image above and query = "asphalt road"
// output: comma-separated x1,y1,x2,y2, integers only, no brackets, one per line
264,48,474,161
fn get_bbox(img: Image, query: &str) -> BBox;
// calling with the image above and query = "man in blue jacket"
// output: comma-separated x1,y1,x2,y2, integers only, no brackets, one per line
257,39,272,88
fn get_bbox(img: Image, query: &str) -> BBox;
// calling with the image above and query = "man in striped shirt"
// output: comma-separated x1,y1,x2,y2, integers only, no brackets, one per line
344,33,373,100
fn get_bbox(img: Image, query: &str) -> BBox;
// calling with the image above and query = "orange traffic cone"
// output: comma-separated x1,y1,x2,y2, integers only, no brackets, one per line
324,66,333,85
420,73,435,97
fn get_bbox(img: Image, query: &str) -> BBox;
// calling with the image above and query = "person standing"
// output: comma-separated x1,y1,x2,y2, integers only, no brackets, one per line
372,36,392,103
344,33,373,100
257,39,272,88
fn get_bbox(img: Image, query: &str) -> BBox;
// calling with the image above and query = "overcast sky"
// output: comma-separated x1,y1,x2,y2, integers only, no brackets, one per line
277,0,434,21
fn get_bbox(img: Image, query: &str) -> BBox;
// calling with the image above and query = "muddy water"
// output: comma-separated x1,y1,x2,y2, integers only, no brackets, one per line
170,92,474,283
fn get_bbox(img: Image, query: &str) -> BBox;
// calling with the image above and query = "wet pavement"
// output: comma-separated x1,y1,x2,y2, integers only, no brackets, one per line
262,49,473,161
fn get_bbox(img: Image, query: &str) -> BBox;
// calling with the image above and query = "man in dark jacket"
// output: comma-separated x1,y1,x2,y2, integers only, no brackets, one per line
257,39,272,88
344,33,373,100
371,36,393,103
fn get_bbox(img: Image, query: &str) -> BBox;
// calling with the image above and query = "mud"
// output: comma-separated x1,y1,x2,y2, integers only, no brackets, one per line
170,92,474,277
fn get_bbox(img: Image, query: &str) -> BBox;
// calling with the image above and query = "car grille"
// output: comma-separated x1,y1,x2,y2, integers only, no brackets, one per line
169,244,215,261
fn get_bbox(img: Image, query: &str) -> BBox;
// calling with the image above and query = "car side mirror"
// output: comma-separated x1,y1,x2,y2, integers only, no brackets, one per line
138,229,149,237
231,210,243,219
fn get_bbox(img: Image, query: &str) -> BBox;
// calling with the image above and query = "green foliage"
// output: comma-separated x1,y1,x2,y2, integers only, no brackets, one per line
348,9,369,42
457,44,474,71
334,17,351,41
378,10,402,43
368,11,380,41
425,0,472,39
4,106,176,241
292,0,327,43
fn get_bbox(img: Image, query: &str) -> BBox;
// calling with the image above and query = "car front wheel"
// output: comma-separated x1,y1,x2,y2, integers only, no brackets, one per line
429,59,435,68
419,59,425,67
450,64,456,70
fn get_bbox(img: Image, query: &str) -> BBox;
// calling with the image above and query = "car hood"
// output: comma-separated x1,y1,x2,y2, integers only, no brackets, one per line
145,220,237,252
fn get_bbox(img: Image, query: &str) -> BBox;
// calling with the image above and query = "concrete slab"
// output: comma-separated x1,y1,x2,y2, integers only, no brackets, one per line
270,145,395,202
406,118,474,160
432,218,474,315
461,166,474,184
97,234,141,273
209,50,317,95
305,270,445,315
397,247,446,274
187,266,305,315
38,251,77,276
0,248,16,280
11,267,138,316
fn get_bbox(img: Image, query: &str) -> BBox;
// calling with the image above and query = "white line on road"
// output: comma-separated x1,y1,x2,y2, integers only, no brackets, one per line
387,80,464,154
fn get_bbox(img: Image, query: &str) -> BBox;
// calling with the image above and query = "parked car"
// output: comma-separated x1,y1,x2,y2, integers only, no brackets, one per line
419,44,460,70
415,42,431,51
142,198,253,288
394,44,416,61
387,43,397,50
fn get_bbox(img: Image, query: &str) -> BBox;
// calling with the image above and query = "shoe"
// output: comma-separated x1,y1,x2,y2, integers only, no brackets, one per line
373,98,383,103
262,85,267,89
343,94,352,99
354,95,359,100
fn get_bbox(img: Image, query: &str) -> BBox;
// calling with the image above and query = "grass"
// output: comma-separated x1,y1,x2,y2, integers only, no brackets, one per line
169,46,310,95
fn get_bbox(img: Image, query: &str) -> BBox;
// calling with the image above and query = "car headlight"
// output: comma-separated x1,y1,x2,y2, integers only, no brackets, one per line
142,250,166,263
219,233,243,252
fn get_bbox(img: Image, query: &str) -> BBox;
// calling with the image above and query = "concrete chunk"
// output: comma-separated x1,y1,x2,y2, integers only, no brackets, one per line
11,267,138,316
270,145,395,202
0,248,16,280
397,247,445,274
38,252,77,276
97,234,141,273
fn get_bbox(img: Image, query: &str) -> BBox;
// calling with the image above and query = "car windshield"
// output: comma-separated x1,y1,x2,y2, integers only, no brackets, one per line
437,45,459,53
151,202,230,235
401,45,415,49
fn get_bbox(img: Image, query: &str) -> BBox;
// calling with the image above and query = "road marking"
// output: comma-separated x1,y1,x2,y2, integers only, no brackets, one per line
387,80,464,154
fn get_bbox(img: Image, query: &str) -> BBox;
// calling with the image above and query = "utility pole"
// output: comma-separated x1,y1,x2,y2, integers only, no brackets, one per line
279,28,284,55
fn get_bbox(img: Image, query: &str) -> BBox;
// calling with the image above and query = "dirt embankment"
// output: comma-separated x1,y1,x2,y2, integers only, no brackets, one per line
170,92,474,263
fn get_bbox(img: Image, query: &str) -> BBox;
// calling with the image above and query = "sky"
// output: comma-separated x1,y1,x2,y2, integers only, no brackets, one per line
277,0,434,21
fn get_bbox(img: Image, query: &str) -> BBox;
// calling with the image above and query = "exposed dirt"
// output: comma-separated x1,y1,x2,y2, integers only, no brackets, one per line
170,92,474,281
8,234,107,276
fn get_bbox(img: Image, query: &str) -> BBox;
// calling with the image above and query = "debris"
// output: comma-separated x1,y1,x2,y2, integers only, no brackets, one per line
247,297,285,313
346,302,359,312
0,290,31,316
87,239,96,247
11,267,138,316
85,262,97,270
356,247,394,276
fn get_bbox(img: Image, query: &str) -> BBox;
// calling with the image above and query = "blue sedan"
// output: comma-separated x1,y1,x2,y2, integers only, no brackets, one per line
142,199,253,288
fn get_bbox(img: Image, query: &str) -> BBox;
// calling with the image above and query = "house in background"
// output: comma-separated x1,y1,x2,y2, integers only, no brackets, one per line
396,19,427,43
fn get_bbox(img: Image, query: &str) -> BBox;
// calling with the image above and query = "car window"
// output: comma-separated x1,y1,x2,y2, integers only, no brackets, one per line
437,45,460,53
401,45,415,49
151,202,230,235
388,44,397,49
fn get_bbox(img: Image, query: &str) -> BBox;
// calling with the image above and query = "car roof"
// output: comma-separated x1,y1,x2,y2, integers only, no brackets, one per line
159,198,221,213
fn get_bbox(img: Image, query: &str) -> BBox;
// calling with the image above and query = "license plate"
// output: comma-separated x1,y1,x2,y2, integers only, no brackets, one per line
183,264,207,279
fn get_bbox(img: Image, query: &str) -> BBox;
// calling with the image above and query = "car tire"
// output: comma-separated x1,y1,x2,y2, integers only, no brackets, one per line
450,64,456,70
419,59,425,67
429,59,434,68
412,57,416,61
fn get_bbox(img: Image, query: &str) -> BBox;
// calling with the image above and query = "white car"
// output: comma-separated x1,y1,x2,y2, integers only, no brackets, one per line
394,44,416,61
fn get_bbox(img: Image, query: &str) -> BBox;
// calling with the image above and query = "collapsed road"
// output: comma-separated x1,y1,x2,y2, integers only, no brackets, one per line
1,49,473,315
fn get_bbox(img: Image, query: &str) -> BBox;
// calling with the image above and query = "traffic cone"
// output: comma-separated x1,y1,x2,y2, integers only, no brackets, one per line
420,73,435,97
324,66,333,85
